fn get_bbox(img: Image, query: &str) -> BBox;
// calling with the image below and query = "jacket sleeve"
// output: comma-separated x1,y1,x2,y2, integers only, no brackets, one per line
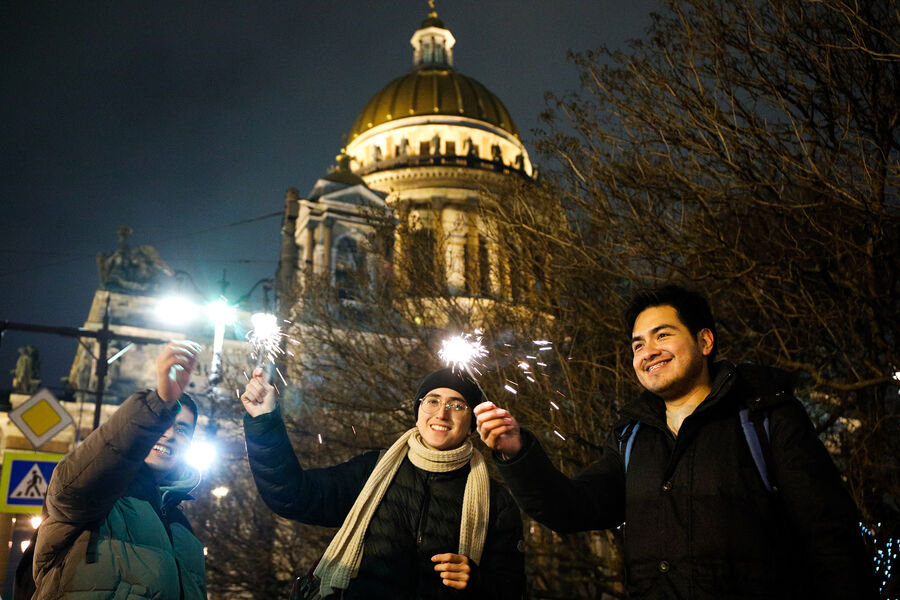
470,483,526,600
44,390,177,525
769,397,878,599
243,407,379,527
494,428,625,533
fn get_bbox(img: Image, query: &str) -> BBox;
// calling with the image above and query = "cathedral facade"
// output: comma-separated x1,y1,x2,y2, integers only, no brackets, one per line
277,8,536,303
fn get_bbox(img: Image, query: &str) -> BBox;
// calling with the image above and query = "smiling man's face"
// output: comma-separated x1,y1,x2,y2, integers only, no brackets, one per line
631,304,713,402
416,387,472,451
145,408,196,478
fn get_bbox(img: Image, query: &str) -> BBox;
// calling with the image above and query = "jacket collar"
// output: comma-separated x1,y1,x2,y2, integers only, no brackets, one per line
617,360,797,428
618,361,738,428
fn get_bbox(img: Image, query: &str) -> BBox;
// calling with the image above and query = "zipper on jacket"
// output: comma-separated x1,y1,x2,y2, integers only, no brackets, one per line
415,473,435,546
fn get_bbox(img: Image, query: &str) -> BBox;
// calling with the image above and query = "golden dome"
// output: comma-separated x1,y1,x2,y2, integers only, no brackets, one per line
349,67,519,140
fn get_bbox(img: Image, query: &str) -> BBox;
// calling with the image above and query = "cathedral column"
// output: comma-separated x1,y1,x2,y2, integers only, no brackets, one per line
393,202,410,290
441,204,466,294
466,211,480,295
429,198,446,290
321,216,334,276
297,221,315,287
488,239,503,297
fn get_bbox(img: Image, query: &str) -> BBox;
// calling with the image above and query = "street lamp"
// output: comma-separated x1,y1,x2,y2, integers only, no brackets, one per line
155,296,199,325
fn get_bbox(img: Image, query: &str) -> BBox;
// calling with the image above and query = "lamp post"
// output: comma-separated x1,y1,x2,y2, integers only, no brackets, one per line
204,300,235,386
155,275,277,387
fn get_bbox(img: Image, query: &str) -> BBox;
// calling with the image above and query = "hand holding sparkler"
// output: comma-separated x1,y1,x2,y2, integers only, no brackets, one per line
474,401,523,459
240,367,277,418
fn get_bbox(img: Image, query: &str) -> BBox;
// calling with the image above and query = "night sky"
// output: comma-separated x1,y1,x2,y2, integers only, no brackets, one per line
1,1,657,390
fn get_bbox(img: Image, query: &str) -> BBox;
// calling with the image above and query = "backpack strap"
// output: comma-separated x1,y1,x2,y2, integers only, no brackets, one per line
739,407,777,493
617,421,641,473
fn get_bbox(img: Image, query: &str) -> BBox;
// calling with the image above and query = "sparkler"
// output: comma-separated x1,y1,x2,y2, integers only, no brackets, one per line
247,312,287,388
438,333,488,377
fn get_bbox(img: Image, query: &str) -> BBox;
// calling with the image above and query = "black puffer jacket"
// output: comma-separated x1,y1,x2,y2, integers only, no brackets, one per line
244,409,525,600
496,362,876,599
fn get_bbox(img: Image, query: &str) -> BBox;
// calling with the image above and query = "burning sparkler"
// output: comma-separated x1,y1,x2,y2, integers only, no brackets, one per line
247,312,285,370
438,333,488,377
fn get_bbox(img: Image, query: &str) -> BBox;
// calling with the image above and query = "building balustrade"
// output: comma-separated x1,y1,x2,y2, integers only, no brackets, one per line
354,153,532,179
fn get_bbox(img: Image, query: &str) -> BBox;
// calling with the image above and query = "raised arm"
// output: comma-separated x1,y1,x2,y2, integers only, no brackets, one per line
241,369,380,526
45,341,201,525
476,401,625,533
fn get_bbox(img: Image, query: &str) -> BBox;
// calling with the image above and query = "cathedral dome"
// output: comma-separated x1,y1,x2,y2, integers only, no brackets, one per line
349,68,519,141
343,6,536,186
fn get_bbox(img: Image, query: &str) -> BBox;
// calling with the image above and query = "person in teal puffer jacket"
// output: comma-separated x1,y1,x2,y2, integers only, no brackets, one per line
32,341,207,599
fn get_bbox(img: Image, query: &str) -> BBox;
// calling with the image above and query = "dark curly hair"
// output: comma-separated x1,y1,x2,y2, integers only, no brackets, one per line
624,285,718,365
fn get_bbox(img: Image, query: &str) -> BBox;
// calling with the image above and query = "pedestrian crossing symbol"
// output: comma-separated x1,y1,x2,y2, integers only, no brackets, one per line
11,464,48,499
0,451,63,514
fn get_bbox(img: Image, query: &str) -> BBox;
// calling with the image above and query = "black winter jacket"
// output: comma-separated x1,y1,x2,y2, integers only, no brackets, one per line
496,362,876,599
244,409,525,600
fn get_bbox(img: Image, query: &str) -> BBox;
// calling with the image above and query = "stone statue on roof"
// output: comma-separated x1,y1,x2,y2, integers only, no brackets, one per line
96,226,174,294
11,345,40,394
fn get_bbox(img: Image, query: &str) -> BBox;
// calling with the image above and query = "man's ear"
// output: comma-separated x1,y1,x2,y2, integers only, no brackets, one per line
697,328,715,357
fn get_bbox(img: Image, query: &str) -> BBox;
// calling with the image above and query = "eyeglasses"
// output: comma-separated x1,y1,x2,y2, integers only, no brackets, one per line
419,397,469,414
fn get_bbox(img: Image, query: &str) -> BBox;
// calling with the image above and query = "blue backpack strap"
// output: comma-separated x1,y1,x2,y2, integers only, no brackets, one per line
617,421,641,473
739,407,776,493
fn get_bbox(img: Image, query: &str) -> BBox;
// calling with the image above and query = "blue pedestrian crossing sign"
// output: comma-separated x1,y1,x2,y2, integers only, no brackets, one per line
0,450,63,514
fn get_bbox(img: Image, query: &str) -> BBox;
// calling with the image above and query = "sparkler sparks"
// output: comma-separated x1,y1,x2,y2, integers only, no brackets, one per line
247,312,285,367
438,333,488,374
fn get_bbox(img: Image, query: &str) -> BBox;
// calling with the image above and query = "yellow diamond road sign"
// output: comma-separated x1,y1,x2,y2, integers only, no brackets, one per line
8,388,74,449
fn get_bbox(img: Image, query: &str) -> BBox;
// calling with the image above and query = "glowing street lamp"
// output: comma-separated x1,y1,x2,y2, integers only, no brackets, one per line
154,296,200,325
211,486,229,499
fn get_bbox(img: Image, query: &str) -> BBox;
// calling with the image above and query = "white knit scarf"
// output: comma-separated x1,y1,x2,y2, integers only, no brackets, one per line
314,427,490,598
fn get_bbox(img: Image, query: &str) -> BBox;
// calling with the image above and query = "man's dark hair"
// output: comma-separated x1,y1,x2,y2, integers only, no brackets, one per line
179,393,199,430
624,285,718,364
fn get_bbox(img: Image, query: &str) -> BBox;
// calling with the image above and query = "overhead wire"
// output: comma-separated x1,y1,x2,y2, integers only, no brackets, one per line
0,210,283,278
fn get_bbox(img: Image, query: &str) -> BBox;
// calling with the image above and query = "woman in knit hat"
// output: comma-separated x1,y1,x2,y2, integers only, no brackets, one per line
240,367,525,600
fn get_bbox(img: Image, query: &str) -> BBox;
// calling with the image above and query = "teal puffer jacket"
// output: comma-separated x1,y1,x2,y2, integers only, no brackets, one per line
34,391,206,599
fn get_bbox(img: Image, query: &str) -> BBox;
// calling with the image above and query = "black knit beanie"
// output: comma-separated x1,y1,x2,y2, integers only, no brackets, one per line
414,367,483,430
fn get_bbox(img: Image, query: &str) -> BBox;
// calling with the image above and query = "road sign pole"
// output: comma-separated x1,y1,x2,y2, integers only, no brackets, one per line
0,513,13,588
92,297,111,431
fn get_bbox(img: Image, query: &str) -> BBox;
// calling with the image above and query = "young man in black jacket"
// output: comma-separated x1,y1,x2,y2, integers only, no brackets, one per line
241,367,525,600
475,285,877,599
